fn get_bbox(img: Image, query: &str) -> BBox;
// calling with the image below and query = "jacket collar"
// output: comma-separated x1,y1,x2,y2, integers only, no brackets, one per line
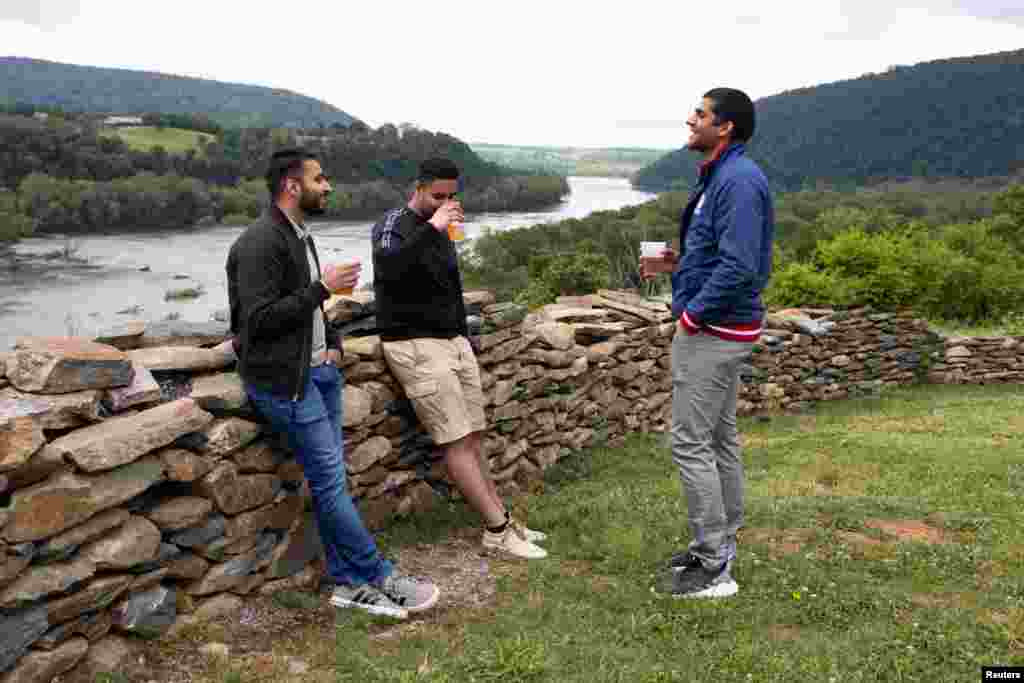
698,142,745,180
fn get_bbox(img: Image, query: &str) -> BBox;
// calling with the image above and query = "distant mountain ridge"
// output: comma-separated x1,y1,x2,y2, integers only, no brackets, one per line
633,48,1024,192
0,56,357,128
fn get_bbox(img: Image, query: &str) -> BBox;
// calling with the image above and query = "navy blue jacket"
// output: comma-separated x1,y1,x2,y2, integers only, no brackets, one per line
670,143,774,326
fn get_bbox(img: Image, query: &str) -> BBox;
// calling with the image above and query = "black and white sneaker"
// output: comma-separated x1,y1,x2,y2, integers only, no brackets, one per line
668,542,737,575
656,559,738,599
329,583,408,619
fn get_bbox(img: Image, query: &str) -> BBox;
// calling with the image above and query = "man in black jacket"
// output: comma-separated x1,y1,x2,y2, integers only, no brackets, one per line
373,158,548,559
227,149,439,618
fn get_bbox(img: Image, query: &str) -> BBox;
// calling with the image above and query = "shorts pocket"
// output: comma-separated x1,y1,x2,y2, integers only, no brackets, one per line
405,379,439,399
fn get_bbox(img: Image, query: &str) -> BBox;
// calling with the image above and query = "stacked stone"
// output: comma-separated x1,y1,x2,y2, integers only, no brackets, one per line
740,309,944,414
0,324,322,682
931,336,1024,384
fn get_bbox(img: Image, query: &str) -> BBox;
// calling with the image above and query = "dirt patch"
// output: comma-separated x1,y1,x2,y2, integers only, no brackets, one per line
763,453,879,498
740,527,817,558
864,519,949,544
131,527,521,682
910,592,979,610
767,624,803,642
845,414,946,435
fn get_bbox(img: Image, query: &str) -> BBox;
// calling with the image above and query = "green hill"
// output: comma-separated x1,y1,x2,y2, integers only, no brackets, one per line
634,48,1024,192
0,56,357,129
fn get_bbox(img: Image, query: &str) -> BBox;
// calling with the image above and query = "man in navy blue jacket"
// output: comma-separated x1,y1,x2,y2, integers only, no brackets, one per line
644,88,775,599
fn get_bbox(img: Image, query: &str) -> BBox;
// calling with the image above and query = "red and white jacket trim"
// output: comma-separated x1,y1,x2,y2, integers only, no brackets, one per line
679,311,762,342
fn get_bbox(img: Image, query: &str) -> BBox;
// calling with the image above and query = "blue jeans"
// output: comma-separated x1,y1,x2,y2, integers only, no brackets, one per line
245,363,392,586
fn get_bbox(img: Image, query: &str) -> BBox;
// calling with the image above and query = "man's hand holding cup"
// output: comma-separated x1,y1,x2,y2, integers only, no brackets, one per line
429,200,465,239
322,259,362,296
639,241,678,280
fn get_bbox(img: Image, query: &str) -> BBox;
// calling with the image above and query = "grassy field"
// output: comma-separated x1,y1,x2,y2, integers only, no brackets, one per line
148,384,1023,682
100,125,214,154
471,144,671,178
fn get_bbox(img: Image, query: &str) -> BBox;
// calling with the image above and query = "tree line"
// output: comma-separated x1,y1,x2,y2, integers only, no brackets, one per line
460,178,1024,326
0,113,568,238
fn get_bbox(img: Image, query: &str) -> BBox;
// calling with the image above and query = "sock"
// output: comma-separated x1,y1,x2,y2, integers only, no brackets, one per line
487,511,510,534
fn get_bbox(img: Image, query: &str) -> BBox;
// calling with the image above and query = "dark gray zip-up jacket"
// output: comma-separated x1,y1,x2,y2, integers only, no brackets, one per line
226,205,341,400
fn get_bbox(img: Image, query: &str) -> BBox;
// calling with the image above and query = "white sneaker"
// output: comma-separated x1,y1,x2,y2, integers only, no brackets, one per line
510,518,547,543
482,525,548,559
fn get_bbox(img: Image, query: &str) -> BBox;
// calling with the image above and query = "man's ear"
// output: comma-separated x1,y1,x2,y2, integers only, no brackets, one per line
719,120,735,141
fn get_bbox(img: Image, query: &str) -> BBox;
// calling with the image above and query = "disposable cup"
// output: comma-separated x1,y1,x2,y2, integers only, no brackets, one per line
641,241,667,258
448,223,465,241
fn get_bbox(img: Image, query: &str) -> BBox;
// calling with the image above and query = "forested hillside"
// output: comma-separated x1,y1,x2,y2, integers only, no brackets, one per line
0,113,568,237
1,57,357,129
634,48,1024,192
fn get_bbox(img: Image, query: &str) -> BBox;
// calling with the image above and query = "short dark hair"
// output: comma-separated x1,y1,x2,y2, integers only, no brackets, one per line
704,88,756,142
416,158,460,186
265,148,319,197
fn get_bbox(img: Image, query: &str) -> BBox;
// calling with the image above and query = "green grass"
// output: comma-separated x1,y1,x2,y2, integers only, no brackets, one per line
101,126,214,154
191,384,1024,682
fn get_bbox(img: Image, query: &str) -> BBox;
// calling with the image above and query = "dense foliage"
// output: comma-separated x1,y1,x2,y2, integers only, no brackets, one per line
1,57,356,129
634,48,1024,192
461,179,1024,325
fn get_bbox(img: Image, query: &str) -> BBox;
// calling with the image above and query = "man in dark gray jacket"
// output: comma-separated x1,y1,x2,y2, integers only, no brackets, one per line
227,148,439,618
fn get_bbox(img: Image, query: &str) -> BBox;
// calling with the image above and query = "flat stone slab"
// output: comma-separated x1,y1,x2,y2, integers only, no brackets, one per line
3,455,165,543
195,417,263,458
0,388,103,429
196,463,281,515
45,574,135,626
0,605,49,673
36,613,110,650
190,373,248,414
0,557,95,610
8,337,133,394
128,346,235,373
45,398,213,473
104,362,161,413
79,515,161,570
145,496,213,531
36,509,131,563
159,447,214,482
348,436,391,474
0,635,88,682
186,533,276,595
136,320,231,348
111,584,177,639
232,440,283,473
0,542,36,587
0,400,46,473
94,321,146,351
343,384,372,428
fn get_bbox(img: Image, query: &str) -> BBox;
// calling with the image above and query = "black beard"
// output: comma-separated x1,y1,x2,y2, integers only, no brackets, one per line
300,192,326,216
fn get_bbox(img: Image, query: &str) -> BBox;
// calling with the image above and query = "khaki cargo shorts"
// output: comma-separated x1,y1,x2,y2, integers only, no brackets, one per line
381,336,487,446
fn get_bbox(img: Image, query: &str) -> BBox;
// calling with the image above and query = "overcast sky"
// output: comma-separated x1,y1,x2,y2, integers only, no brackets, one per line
3,1,1024,148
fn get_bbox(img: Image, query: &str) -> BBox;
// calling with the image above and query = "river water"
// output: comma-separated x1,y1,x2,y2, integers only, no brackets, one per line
0,176,655,350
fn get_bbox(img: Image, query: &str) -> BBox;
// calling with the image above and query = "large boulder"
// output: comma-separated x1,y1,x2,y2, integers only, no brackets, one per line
7,338,133,394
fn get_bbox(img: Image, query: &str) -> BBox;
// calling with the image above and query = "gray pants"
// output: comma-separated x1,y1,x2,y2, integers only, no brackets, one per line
670,330,752,569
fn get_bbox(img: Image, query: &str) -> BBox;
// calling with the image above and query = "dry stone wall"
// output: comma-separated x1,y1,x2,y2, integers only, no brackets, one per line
0,292,1022,680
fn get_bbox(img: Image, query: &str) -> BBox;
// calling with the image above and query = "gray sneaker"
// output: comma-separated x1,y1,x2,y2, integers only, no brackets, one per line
329,583,408,619
377,573,440,613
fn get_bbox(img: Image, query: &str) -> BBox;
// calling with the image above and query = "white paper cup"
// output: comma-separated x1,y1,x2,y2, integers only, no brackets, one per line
641,241,667,258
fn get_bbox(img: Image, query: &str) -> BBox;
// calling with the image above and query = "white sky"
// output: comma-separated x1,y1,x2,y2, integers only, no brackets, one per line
2,1,1024,148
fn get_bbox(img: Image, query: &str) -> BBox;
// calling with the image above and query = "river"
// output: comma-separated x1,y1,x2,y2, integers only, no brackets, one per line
0,176,656,350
